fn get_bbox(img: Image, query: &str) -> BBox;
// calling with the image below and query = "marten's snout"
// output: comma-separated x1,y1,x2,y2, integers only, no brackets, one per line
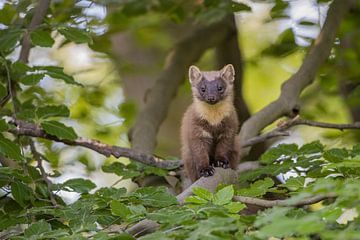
206,95,218,104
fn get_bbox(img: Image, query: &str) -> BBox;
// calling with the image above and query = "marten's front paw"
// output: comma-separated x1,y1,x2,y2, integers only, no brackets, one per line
199,166,215,177
213,158,230,169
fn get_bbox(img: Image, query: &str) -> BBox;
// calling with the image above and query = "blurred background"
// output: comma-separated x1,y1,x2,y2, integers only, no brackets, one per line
1,0,359,201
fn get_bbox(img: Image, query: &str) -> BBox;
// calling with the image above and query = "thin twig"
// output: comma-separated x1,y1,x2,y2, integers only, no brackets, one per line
29,140,58,207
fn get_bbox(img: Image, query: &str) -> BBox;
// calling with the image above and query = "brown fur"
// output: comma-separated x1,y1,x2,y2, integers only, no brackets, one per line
181,64,240,182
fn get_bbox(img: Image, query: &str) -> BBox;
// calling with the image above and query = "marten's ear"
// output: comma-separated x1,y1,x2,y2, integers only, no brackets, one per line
220,64,235,83
189,65,202,84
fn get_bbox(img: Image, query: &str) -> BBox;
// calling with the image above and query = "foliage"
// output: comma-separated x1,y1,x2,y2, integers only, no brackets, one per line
0,0,359,239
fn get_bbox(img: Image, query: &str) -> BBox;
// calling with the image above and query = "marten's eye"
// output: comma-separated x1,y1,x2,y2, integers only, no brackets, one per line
200,87,206,93
218,86,223,92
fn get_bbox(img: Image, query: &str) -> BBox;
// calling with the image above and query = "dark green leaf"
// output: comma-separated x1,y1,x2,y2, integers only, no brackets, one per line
231,2,251,12
41,120,77,140
24,220,51,237
0,119,8,131
58,27,92,44
61,178,96,193
0,135,24,161
110,200,131,218
30,30,55,47
324,148,348,162
35,66,81,85
238,178,274,197
19,73,44,85
0,29,23,51
102,162,141,179
36,105,70,119
11,181,31,207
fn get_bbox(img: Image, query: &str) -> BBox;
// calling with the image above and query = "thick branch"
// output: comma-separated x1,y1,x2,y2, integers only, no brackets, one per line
238,0,351,158
131,16,236,154
215,16,250,124
233,193,337,208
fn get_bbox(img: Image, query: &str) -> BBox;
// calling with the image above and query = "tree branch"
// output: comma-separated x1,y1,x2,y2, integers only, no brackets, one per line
7,117,181,169
233,193,337,208
130,15,237,154
29,140,58,207
238,0,352,159
18,0,51,63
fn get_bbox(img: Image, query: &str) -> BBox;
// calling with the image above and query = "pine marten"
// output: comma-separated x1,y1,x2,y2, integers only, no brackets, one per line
181,64,240,182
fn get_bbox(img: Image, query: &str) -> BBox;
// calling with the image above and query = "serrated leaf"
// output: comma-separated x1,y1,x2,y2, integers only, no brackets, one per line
36,105,70,119
11,181,31,207
41,120,77,140
324,148,348,162
147,206,194,226
280,177,305,191
192,187,213,201
110,200,131,218
0,119,8,131
61,178,96,193
24,220,51,237
224,202,246,213
213,185,234,205
58,27,92,44
19,73,44,85
298,141,324,154
102,162,141,179
30,30,54,47
0,135,24,161
0,29,23,51
238,178,274,197
133,187,178,207
184,195,208,204
35,66,81,85
260,143,298,164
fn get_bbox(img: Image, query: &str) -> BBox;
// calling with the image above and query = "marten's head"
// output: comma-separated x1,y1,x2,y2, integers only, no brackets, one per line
188,64,235,105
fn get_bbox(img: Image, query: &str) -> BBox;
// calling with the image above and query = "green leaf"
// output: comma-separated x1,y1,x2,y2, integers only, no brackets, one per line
184,195,208,204
213,185,234,205
192,187,213,201
0,119,8,131
147,206,194,226
24,220,51,237
260,143,298,164
0,29,23,51
35,66,81,85
58,27,92,44
61,178,96,193
132,187,178,207
11,181,31,207
0,135,24,161
238,177,274,197
102,162,141,179
110,200,131,218
19,73,44,85
30,30,54,47
280,177,305,191
0,84,6,99
324,148,348,162
231,2,251,12
298,141,324,154
224,202,246,213
41,120,77,140
36,105,70,119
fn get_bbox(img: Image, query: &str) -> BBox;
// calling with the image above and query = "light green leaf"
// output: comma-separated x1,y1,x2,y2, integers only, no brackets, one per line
41,120,77,140
36,105,70,119
280,177,305,191
238,178,274,197
192,187,213,201
58,27,92,44
224,202,246,213
30,30,54,47
213,185,234,205
19,73,44,85
184,195,208,204
110,200,131,218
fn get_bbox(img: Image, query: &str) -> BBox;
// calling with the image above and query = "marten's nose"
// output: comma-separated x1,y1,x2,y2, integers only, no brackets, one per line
208,96,216,103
